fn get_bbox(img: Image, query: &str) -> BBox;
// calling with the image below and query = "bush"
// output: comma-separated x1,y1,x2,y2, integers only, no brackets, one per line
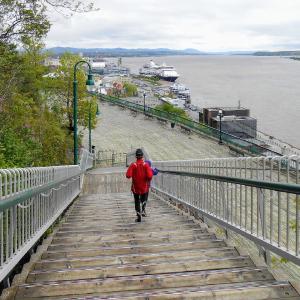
155,103,189,119
123,82,138,97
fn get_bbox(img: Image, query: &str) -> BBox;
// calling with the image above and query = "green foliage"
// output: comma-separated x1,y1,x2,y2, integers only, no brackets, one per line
79,97,98,129
46,52,98,133
155,103,189,119
0,43,88,167
271,255,289,266
0,0,97,44
123,82,138,97
0,1,50,43
0,1,98,168
280,257,289,263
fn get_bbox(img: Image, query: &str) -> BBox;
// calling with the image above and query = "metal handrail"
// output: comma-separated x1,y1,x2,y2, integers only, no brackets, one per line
152,156,300,266
0,149,94,283
99,94,282,157
158,170,300,194
0,171,83,213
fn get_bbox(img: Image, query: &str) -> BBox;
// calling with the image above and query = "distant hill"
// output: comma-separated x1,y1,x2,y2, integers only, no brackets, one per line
46,47,207,57
253,50,300,56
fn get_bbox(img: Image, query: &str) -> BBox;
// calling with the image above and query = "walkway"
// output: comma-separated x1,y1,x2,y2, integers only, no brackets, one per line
3,192,299,299
83,102,233,160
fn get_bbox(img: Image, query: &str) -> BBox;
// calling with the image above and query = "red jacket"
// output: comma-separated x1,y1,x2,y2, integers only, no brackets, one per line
126,159,153,195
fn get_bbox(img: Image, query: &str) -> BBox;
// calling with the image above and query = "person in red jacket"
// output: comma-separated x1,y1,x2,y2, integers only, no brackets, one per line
126,149,153,222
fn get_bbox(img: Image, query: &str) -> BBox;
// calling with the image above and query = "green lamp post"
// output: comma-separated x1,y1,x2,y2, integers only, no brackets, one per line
88,102,100,154
73,60,95,165
88,101,92,153
96,103,100,116
218,109,224,145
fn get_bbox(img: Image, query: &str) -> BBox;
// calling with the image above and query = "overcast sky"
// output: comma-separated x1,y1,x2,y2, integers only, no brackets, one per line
45,0,300,51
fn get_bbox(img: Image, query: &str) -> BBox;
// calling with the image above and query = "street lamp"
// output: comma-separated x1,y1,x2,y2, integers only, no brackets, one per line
96,103,100,116
218,109,224,145
143,91,146,113
73,60,95,165
88,101,92,153
88,99,99,153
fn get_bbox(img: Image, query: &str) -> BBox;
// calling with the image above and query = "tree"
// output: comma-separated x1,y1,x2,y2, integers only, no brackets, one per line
0,42,22,110
46,52,98,135
0,1,98,167
123,82,138,97
0,41,76,167
0,1,50,43
0,0,97,44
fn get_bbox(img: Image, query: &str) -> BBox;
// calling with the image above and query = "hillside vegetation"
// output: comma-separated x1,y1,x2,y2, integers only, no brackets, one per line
0,0,97,167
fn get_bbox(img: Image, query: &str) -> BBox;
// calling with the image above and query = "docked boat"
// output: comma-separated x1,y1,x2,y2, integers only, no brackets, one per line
161,97,185,108
170,83,191,102
139,60,179,82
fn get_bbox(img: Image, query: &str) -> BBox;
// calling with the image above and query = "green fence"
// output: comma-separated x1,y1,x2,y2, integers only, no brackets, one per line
99,94,281,157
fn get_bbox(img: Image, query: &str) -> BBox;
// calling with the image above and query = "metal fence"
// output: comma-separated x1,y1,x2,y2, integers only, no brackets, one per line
0,150,94,283
152,155,300,266
95,150,127,167
99,94,282,157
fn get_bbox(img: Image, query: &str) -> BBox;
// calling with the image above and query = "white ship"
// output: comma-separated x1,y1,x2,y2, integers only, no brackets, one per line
139,60,179,82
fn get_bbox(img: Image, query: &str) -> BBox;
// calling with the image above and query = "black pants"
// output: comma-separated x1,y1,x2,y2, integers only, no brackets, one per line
134,193,148,216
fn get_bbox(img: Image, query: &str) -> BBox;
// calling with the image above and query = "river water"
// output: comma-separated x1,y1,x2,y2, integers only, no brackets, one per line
120,55,300,148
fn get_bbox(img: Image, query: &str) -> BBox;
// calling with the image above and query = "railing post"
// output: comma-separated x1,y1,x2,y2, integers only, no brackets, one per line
152,155,300,267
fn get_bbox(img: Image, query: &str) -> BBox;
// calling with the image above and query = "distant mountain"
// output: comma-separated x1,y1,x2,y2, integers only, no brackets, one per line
46,47,207,57
253,50,300,56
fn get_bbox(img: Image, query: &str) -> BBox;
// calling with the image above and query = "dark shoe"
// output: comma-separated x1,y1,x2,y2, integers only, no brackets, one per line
142,211,147,217
135,217,141,222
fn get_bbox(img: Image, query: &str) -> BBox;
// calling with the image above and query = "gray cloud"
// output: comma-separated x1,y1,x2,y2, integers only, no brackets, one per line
45,0,300,51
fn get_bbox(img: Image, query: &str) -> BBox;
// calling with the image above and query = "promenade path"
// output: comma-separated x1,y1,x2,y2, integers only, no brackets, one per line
83,101,233,160
2,168,299,299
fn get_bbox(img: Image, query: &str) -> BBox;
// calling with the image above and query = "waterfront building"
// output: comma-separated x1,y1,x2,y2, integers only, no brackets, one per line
202,107,257,138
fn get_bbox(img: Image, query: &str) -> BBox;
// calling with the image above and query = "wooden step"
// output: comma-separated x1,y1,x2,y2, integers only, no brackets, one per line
15,268,273,298
55,223,202,236
47,232,215,251
65,212,188,221
42,240,226,259
34,247,238,271
58,219,196,231
34,281,299,300
27,256,253,283
52,228,208,243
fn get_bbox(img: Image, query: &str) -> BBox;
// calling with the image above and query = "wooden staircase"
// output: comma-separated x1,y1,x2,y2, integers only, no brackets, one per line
3,192,300,299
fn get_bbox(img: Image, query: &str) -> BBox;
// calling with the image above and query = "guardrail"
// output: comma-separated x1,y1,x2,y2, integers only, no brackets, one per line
99,94,282,157
152,155,300,266
0,150,94,283
96,150,127,168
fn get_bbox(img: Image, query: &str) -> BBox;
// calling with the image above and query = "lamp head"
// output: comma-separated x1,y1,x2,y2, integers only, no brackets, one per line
218,109,223,117
86,73,95,92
